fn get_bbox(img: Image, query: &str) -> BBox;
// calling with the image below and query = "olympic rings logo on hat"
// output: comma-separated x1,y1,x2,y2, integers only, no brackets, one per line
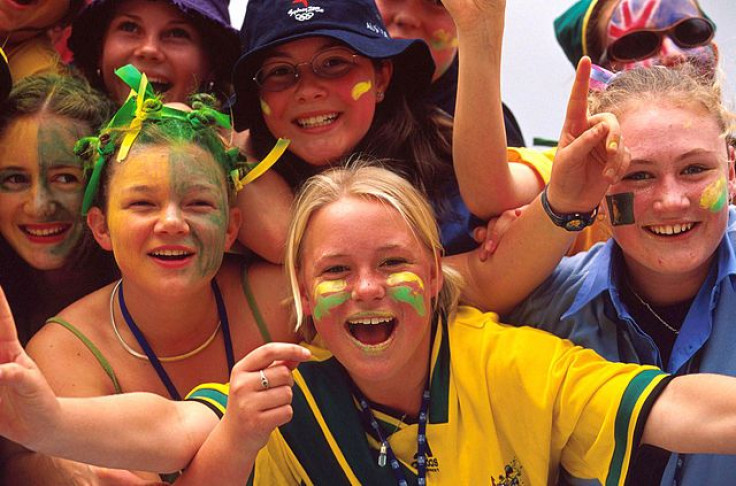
288,6,324,22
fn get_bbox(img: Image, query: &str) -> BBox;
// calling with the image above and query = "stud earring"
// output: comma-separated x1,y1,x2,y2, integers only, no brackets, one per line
376,91,384,102
96,68,102,78
206,80,215,92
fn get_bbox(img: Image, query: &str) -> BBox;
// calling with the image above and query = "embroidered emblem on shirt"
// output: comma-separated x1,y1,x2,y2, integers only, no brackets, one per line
491,458,524,486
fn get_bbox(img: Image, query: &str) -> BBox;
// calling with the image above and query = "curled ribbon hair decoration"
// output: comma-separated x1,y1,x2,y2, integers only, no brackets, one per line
77,64,289,215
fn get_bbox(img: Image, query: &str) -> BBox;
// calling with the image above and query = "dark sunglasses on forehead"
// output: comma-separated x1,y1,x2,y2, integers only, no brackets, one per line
603,17,715,64
254,47,362,92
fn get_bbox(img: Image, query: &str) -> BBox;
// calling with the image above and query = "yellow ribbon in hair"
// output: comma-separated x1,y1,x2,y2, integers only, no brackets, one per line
231,138,290,192
117,73,157,162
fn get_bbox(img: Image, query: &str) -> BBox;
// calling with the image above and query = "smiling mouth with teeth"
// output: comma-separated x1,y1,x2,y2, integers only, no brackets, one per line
21,224,69,238
149,249,193,260
646,222,697,236
295,113,339,129
346,315,397,348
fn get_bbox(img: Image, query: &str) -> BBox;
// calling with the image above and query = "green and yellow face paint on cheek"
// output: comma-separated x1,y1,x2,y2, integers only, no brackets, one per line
351,80,372,101
387,271,426,317
699,176,728,213
430,29,459,50
313,279,350,321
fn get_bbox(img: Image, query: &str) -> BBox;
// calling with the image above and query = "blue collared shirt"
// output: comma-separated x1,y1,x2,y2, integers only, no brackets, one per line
507,206,736,485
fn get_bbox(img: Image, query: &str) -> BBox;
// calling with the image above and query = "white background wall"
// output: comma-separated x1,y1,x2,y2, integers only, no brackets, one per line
229,0,736,146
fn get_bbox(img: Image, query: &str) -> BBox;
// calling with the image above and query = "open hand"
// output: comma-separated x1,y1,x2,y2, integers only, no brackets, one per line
0,286,61,450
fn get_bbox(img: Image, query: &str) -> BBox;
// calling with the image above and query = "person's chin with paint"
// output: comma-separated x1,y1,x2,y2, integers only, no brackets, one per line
555,0,718,76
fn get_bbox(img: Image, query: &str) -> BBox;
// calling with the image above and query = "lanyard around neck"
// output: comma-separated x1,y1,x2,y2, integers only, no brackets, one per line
354,385,431,486
118,279,234,400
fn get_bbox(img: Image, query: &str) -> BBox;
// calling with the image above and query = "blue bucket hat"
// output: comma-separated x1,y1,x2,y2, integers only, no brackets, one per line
231,0,435,131
69,0,240,97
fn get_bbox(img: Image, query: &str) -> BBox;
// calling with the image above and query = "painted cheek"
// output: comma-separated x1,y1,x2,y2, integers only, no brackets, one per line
430,29,459,50
171,154,229,277
386,271,426,317
312,279,350,321
351,80,372,101
699,176,728,213
260,98,272,117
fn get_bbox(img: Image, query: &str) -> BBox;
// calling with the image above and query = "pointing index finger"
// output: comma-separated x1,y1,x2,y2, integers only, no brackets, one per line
561,57,593,142
235,343,311,374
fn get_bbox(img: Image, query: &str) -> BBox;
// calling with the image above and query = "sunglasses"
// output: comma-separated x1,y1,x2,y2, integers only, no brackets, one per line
254,47,361,92
603,17,715,64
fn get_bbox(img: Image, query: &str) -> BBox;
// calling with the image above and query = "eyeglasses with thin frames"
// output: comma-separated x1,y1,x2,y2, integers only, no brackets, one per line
254,47,362,92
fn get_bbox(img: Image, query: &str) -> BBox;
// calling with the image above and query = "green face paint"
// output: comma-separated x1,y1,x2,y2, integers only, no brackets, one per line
699,176,728,213
387,271,426,317
34,120,86,258
351,80,372,101
313,279,350,321
168,147,230,278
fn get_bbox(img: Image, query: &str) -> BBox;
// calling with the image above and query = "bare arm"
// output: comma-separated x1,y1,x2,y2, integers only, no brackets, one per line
643,374,736,454
447,58,628,315
0,286,217,473
236,170,293,264
448,0,541,218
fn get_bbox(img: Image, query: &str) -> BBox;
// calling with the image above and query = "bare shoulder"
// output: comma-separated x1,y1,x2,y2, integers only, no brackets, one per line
218,255,296,343
26,283,118,397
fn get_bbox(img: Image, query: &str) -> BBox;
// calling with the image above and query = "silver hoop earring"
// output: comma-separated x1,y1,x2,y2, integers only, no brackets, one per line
376,91,384,102
96,68,102,78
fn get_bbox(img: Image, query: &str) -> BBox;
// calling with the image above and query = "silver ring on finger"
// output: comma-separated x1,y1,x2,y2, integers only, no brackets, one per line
260,369,270,390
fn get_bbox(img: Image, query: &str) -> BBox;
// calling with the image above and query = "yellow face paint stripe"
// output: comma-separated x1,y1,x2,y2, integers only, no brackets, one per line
351,81,372,101
386,272,425,289
260,98,272,116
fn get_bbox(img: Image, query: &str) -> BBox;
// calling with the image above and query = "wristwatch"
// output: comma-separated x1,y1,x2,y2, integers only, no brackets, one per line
541,186,598,232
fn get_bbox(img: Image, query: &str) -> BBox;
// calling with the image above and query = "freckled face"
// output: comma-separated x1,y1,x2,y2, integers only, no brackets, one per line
609,102,733,283
97,144,237,292
100,0,211,105
375,0,457,80
0,115,87,270
258,37,392,167
598,0,716,75
0,0,70,42
298,196,441,387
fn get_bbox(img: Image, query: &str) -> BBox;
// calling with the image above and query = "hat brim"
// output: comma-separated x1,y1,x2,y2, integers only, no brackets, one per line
231,30,434,131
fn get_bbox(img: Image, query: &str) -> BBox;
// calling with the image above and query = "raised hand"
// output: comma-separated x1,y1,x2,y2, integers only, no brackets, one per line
0,286,61,450
222,342,311,453
176,342,312,484
441,0,506,33
546,57,630,215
